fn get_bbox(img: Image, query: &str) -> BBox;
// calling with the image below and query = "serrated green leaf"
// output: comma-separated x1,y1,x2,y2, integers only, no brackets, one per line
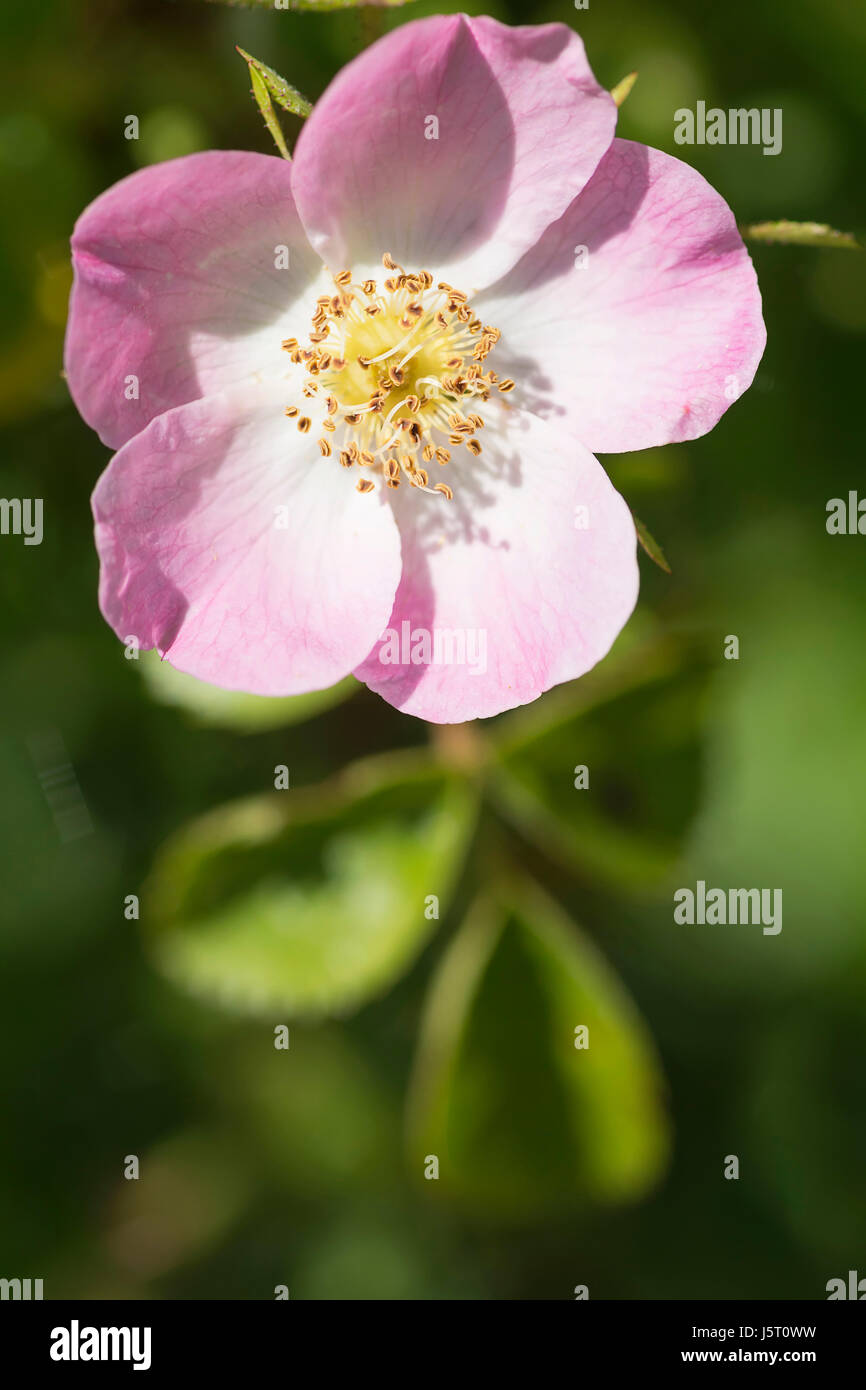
407,880,669,1217
740,221,861,250
146,754,478,1018
236,47,312,118
634,513,672,573
138,650,355,733
246,62,291,160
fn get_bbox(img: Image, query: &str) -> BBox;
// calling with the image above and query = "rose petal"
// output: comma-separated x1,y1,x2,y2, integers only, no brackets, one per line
66,151,326,449
355,405,638,722
477,139,766,452
291,14,616,292
93,381,402,695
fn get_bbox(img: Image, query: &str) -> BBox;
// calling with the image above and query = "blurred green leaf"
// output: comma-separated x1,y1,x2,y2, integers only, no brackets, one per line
634,513,671,573
677,520,866,986
610,71,638,107
740,220,861,249
139,650,355,732
102,1129,250,1279
146,753,478,1017
295,1211,437,1300
209,0,413,10
407,879,669,1217
217,1028,399,1196
490,634,706,892
747,1003,866,1263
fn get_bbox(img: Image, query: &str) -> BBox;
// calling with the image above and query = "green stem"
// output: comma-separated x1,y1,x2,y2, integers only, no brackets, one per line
359,4,386,51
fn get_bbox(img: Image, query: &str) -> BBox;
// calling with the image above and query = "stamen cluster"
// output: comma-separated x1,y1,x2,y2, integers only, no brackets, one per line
281,253,514,497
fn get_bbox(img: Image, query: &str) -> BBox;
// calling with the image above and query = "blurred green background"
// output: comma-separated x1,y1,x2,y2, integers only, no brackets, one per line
1,0,865,1299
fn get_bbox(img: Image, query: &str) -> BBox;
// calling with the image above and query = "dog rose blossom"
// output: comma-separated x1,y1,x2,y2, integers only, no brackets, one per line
65,14,765,722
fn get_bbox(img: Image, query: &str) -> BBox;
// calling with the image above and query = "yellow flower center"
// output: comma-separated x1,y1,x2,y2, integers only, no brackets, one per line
281,253,514,497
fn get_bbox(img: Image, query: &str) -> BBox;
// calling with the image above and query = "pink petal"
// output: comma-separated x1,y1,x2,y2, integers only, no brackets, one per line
354,406,639,722
92,382,402,695
66,151,326,449
477,139,766,453
291,14,616,292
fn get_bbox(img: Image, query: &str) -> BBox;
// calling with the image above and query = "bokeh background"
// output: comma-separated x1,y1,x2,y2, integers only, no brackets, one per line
2,0,865,1300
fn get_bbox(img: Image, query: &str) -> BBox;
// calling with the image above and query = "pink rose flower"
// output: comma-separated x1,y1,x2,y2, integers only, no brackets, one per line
65,14,764,723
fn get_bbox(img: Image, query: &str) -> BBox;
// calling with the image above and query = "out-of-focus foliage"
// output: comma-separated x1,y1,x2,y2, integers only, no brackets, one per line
610,70,638,107
139,650,355,733
490,627,707,892
205,0,417,10
741,220,860,249
146,755,477,1016
633,514,672,572
674,520,866,989
1,0,865,1301
408,883,669,1217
